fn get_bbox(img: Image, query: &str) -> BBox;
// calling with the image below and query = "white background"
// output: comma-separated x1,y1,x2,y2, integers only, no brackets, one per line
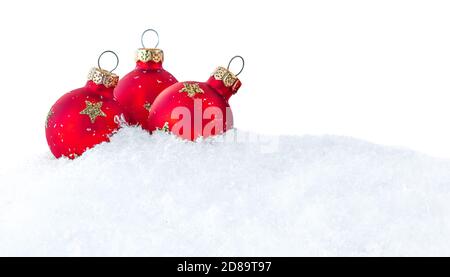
1,0,450,169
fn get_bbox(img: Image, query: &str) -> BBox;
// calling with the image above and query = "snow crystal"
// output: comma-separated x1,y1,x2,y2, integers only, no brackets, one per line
1,127,450,256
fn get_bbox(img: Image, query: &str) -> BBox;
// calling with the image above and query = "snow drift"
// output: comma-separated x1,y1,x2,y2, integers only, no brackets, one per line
1,127,450,256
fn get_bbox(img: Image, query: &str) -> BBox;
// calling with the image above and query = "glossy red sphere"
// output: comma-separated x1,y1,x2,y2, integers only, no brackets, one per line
113,60,177,127
45,81,123,159
148,75,241,141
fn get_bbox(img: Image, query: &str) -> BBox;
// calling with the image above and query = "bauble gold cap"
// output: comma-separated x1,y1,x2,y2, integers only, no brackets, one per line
87,67,119,88
136,48,164,63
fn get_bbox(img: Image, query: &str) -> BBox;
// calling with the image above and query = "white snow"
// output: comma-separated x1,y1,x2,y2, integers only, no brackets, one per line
1,127,450,256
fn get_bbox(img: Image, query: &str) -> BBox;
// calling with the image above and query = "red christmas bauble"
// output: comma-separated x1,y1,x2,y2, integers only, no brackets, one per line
45,67,123,159
113,47,177,127
147,65,242,141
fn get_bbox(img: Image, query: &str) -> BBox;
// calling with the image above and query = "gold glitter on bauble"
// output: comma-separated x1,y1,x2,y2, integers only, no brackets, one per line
45,109,54,128
179,83,204,97
157,122,170,132
143,102,152,111
79,101,107,123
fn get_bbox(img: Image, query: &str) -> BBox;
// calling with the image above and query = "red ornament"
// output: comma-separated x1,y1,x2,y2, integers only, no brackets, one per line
45,51,123,159
113,29,177,127
147,56,244,141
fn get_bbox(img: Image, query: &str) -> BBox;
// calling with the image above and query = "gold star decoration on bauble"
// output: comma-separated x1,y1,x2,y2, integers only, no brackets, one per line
179,82,204,97
45,109,53,128
79,101,107,123
157,122,170,133
143,102,152,111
